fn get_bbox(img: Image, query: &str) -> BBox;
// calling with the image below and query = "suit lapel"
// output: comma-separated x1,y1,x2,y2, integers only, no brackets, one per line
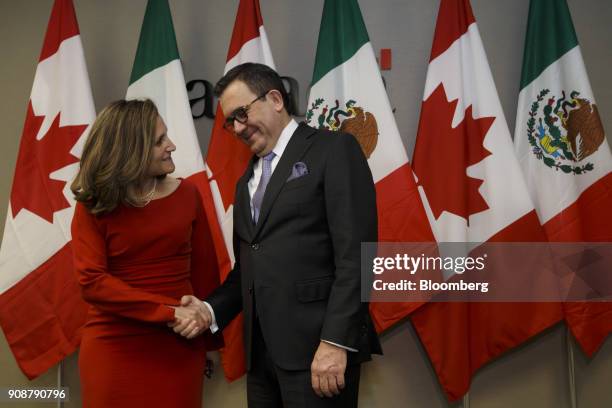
253,123,316,238
236,156,256,241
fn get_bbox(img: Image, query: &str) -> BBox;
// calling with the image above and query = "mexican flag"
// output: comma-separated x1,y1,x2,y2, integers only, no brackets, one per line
203,0,276,381
409,0,562,400
127,0,206,182
514,0,612,356
126,0,220,270
126,0,221,344
306,0,434,332
0,0,94,378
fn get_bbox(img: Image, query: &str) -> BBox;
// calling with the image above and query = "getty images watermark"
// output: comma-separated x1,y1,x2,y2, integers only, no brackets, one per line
372,252,489,293
360,242,612,302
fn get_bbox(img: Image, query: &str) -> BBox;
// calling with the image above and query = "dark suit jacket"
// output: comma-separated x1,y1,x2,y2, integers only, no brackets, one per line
207,122,382,371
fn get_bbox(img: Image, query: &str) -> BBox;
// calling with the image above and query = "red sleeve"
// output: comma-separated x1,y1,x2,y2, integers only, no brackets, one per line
71,203,177,323
190,188,224,350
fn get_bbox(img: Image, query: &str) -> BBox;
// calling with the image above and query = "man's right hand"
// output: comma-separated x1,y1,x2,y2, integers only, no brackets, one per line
168,296,212,339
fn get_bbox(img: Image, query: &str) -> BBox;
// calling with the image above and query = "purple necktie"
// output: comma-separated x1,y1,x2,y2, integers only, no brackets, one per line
252,151,276,223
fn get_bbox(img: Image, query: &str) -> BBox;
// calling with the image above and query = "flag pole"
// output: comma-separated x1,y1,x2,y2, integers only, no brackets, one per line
566,327,577,408
463,391,470,408
56,360,63,408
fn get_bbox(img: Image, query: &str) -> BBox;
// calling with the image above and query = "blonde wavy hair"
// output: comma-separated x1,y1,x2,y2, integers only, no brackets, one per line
71,99,160,214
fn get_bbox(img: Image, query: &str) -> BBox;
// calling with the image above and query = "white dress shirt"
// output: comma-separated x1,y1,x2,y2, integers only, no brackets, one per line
247,119,298,217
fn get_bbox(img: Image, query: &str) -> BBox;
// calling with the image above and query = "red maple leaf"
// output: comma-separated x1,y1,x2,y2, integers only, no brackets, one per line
10,102,87,223
413,84,494,223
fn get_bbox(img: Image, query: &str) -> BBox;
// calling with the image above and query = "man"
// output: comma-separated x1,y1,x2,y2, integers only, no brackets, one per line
175,63,381,407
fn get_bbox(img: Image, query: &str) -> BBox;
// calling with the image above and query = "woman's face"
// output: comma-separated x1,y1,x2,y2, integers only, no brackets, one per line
146,115,176,177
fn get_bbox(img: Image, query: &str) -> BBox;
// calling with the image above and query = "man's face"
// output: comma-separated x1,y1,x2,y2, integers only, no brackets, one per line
146,115,176,177
219,80,282,157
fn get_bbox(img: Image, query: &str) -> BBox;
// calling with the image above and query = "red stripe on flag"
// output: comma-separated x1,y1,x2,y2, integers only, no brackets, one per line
204,0,273,382
564,302,612,357
541,172,612,356
226,0,265,62
543,172,612,242
411,210,563,401
430,0,476,62
199,121,249,380
487,209,546,242
186,171,235,370
39,0,80,62
370,164,434,332
375,164,435,243
206,109,252,213
412,300,562,401
186,171,233,277
203,122,250,381
217,315,246,381
0,243,87,379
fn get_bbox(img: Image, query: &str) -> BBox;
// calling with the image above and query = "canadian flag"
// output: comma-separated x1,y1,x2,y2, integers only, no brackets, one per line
409,0,563,400
203,0,275,381
0,0,94,378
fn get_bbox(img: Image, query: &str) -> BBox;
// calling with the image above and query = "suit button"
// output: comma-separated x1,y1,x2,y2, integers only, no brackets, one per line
248,286,254,295
251,243,260,251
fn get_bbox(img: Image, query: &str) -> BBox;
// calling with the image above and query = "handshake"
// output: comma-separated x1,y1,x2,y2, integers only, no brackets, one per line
168,295,212,339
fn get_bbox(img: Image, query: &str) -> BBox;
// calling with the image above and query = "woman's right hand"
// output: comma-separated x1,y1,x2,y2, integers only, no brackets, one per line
168,302,211,339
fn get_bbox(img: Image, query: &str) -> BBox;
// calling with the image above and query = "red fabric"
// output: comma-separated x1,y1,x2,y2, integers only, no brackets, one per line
203,0,272,381
0,244,86,379
411,211,563,401
189,171,247,381
410,1,564,400
40,0,80,61
429,0,475,61
186,171,233,290
71,180,221,407
11,103,86,223
226,0,265,62
0,0,92,379
206,108,252,221
412,84,494,221
543,172,612,356
370,163,435,332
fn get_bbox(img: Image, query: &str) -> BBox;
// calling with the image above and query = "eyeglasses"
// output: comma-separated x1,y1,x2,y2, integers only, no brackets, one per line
223,91,269,132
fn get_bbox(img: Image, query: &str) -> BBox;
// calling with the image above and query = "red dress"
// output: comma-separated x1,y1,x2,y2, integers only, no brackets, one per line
71,180,221,407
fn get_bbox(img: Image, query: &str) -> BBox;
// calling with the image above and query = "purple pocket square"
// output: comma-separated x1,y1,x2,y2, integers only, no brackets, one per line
287,162,309,182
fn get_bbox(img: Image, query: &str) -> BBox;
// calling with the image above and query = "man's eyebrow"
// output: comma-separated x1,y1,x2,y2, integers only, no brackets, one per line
228,106,244,117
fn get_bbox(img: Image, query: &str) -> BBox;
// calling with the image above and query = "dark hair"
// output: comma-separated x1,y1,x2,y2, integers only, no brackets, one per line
71,99,160,214
214,63,290,113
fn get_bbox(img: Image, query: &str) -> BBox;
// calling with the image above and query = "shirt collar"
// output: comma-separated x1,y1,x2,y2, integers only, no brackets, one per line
271,119,298,159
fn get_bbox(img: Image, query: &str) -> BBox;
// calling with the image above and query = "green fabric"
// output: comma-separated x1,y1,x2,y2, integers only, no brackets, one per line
519,0,578,90
129,0,180,85
311,0,370,85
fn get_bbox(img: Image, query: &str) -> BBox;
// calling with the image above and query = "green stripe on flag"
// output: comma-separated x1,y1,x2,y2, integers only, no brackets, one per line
129,0,180,85
311,0,370,85
519,0,578,90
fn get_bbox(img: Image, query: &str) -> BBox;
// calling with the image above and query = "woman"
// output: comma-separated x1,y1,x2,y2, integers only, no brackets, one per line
70,99,221,407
